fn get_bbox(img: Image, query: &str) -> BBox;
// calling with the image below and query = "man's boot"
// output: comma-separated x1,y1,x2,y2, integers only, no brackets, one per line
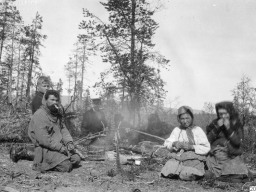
10,145,34,163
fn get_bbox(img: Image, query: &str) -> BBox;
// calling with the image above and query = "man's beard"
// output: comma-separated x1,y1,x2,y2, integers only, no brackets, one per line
48,104,62,117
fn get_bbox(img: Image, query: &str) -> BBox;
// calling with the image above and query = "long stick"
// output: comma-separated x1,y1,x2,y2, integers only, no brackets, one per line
128,128,165,142
115,121,122,172
74,131,106,145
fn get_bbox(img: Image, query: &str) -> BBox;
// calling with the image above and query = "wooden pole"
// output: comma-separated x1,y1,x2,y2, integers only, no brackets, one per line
128,128,165,142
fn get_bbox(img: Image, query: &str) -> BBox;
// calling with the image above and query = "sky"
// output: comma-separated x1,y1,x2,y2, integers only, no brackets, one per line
12,0,256,110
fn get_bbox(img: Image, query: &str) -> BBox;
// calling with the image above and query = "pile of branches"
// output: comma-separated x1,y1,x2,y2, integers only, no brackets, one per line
0,112,31,143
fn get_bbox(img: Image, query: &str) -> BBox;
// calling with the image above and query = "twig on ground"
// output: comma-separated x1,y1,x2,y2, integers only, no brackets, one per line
180,186,190,190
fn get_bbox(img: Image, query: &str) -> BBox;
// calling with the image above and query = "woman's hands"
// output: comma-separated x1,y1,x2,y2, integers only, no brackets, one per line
172,141,182,150
172,141,194,151
217,118,230,130
182,142,194,151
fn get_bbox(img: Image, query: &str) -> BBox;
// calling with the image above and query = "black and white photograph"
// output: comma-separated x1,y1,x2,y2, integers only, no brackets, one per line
1,0,256,191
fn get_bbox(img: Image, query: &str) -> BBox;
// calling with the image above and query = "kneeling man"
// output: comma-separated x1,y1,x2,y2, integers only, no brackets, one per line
28,90,81,172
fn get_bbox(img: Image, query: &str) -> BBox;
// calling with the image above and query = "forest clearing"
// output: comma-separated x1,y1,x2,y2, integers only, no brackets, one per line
1,0,256,192
1,141,256,192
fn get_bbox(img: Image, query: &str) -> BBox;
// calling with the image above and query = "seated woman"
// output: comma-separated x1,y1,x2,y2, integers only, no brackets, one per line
161,106,211,181
206,101,251,182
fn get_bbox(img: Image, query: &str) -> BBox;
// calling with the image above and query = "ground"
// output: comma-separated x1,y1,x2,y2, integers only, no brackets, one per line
0,145,254,192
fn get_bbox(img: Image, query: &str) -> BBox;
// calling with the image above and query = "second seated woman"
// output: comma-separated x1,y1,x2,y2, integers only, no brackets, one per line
205,101,251,182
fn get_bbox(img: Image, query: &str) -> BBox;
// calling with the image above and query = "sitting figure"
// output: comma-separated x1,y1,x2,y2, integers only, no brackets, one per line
161,106,210,181
206,101,251,182
9,76,50,162
138,113,173,143
28,90,81,172
81,98,107,136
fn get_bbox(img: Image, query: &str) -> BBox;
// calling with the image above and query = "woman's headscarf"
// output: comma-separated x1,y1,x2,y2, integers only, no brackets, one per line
177,106,194,123
215,101,239,122
215,101,242,131
177,106,195,144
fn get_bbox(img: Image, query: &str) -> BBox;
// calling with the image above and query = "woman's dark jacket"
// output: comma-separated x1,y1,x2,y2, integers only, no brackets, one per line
206,118,243,157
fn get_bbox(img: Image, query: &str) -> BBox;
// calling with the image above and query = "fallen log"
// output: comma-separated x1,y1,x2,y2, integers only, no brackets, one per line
119,145,143,154
87,149,105,154
86,157,105,161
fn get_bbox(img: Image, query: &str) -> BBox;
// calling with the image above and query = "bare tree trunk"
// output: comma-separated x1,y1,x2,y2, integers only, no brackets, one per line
0,1,7,64
25,53,34,102
130,0,136,69
68,76,71,96
20,61,26,108
7,67,13,115
129,0,136,126
72,52,78,111
7,24,16,114
15,42,22,107
80,44,86,108
121,78,125,111
26,13,38,104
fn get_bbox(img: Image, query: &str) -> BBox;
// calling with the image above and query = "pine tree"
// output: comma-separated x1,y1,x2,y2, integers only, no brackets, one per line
24,12,47,102
80,0,170,125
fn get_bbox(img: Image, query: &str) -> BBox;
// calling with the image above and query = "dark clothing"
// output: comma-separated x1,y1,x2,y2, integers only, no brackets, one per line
207,101,243,157
215,101,240,122
31,91,44,114
206,119,243,157
206,146,248,178
81,109,107,136
206,101,249,180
